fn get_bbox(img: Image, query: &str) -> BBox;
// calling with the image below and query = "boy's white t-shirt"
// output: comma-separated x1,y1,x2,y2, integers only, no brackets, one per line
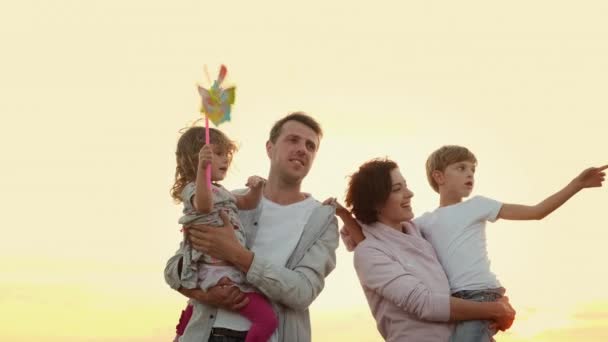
213,195,320,337
413,195,503,293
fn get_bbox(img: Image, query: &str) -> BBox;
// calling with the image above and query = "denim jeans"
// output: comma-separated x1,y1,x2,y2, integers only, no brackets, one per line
450,288,505,342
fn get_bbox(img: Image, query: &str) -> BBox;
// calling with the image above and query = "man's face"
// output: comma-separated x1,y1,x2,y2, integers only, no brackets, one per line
266,120,320,185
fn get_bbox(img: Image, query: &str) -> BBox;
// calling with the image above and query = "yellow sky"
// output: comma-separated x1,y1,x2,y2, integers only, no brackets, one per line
1,1,607,341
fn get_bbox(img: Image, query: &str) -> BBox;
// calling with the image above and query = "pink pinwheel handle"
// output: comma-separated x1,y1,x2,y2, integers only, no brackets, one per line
205,116,211,188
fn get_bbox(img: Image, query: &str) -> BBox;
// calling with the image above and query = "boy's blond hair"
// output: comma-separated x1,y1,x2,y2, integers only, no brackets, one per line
426,145,477,193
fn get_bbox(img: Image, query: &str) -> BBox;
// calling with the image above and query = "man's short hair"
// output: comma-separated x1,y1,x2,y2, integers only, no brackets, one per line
268,112,323,146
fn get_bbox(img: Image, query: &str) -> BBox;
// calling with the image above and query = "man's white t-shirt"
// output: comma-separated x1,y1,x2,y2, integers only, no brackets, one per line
214,195,320,337
413,195,503,293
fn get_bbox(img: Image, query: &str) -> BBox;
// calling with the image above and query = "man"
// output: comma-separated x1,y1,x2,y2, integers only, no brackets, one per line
165,112,339,342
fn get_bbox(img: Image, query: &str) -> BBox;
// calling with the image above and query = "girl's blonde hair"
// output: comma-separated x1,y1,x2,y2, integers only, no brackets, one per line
171,126,237,203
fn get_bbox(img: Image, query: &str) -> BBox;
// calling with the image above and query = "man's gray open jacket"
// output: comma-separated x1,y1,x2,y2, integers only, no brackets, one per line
165,199,339,342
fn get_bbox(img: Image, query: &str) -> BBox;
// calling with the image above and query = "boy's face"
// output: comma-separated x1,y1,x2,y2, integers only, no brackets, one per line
436,160,476,198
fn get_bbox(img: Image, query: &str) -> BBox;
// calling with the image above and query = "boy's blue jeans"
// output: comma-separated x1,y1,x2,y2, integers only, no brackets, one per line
450,287,506,342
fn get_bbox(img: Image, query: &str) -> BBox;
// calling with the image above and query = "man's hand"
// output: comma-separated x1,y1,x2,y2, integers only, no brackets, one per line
178,286,207,303
572,165,607,190
187,211,243,262
186,211,254,272
206,277,250,311
178,278,249,311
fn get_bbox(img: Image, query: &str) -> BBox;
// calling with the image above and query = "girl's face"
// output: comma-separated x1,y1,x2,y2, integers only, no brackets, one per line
210,147,231,182
377,168,415,228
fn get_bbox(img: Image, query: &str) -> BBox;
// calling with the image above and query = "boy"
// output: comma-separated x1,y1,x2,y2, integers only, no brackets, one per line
414,145,606,341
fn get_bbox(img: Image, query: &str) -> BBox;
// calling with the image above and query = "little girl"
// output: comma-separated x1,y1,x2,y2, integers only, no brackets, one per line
171,126,277,342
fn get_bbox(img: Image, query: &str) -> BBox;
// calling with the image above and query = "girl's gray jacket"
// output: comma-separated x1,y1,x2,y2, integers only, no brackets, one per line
164,200,339,342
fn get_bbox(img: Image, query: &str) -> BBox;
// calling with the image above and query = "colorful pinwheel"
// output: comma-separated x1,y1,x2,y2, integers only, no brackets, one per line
197,65,236,187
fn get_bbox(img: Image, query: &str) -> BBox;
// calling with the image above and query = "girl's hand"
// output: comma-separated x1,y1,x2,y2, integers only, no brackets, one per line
246,175,266,190
198,144,213,169
572,165,607,190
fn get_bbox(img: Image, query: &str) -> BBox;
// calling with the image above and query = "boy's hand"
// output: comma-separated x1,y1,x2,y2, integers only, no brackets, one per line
572,165,607,190
246,175,266,190
198,144,213,169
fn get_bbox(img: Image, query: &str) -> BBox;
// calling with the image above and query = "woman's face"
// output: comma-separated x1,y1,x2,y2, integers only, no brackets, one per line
377,168,415,226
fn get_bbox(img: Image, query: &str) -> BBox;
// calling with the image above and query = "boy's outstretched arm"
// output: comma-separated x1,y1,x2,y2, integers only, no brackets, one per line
194,145,214,213
235,176,265,210
499,165,607,220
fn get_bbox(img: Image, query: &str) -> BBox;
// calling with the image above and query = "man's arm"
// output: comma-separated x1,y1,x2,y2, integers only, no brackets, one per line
187,211,254,273
499,165,606,220
164,249,186,290
245,215,338,311
163,249,249,310
187,209,339,311
178,279,249,311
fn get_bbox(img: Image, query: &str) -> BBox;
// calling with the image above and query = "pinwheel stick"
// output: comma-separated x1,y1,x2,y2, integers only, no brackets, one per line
205,115,211,188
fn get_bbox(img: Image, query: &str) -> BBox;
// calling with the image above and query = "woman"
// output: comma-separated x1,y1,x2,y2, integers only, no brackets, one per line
329,158,514,341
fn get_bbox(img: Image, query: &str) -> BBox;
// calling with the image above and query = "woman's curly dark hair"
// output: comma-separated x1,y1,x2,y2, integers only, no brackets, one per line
345,158,398,224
